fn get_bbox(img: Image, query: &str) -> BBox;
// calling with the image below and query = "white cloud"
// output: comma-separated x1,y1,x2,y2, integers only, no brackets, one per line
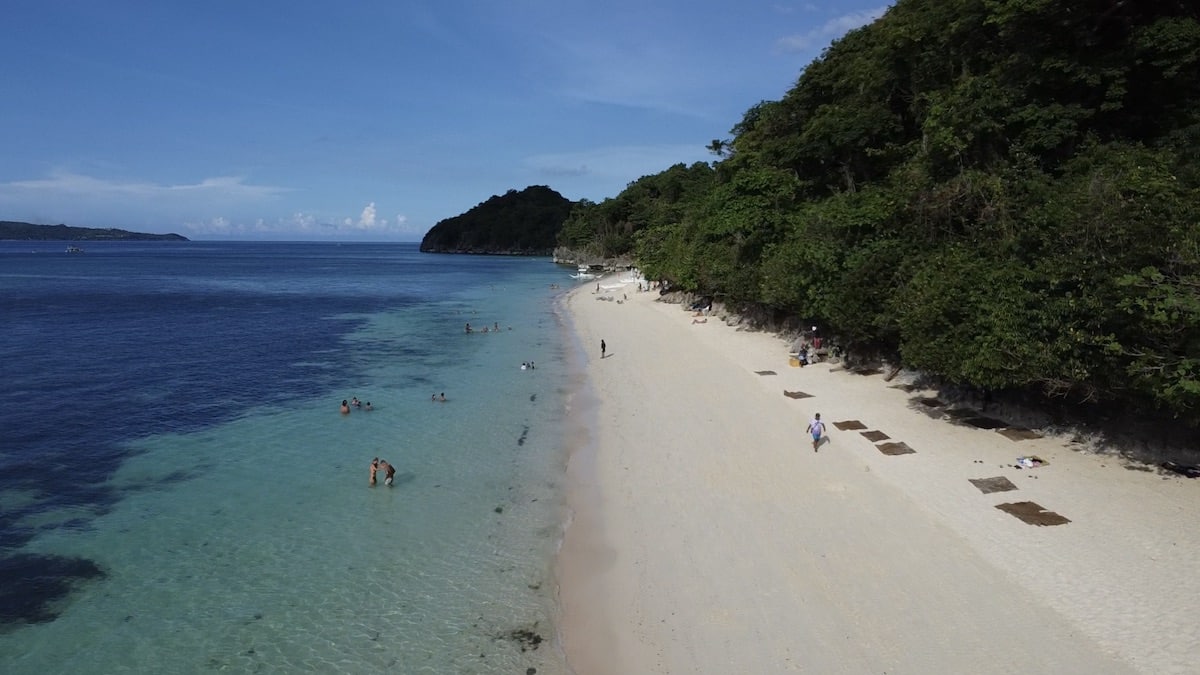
0,170,289,201
356,202,384,229
181,206,416,240
775,7,888,53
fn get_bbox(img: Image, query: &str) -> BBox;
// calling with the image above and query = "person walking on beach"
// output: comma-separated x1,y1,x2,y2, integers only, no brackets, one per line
808,413,826,452
600,339,606,359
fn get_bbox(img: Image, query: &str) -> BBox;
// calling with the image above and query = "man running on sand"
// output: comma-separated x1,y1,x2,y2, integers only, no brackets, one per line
808,413,826,452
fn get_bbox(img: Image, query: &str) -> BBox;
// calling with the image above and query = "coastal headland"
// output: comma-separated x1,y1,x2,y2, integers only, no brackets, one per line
557,278,1200,674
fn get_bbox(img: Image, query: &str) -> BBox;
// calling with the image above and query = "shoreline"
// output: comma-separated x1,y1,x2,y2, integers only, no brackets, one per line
555,279,1200,674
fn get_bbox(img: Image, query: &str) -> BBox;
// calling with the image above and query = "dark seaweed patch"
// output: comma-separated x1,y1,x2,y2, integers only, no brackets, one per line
0,553,105,629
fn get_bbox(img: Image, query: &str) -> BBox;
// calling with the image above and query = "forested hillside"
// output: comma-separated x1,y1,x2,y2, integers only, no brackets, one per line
560,0,1200,425
420,186,575,254
0,221,188,241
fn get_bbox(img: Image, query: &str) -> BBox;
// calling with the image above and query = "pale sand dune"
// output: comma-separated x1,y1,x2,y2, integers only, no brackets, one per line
557,282,1200,675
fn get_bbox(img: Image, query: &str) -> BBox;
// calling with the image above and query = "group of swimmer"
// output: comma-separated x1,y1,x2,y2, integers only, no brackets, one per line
340,397,372,414
465,321,509,334
369,457,396,487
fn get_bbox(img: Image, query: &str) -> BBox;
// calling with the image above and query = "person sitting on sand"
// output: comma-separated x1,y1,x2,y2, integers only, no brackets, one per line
692,318,707,324
341,399,351,415
369,458,378,486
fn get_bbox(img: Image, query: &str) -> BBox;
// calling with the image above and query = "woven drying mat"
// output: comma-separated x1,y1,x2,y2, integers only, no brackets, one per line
833,420,867,431
997,427,1042,441
876,441,915,455
969,476,1018,494
860,430,890,442
783,390,813,399
755,370,777,376
995,501,1070,526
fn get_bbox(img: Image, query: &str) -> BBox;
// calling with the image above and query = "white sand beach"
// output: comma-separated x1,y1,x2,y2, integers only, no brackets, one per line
557,280,1200,675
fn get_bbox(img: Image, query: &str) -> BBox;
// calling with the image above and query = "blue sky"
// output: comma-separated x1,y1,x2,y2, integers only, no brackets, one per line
0,1,887,241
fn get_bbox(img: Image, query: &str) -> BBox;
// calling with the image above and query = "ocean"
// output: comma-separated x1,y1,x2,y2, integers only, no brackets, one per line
0,241,577,674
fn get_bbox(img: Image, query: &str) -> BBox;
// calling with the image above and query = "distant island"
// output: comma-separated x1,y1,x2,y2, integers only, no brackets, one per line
0,221,189,241
419,185,574,255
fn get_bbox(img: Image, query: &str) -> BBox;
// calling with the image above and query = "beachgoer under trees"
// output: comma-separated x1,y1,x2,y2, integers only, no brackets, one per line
808,413,826,452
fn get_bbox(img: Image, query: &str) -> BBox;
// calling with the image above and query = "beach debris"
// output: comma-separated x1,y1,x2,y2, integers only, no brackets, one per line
969,476,1018,494
755,370,777,376
1015,456,1047,469
876,441,916,455
995,501,1071,526
833,420,867,430
783,390,813,399
860,430,890,442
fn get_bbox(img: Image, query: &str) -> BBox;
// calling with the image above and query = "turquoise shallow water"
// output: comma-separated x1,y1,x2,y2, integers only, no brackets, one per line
0,243,578,673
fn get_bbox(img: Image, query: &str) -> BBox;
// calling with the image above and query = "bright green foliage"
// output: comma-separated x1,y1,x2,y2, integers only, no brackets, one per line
562,0,1200,423
420,186,574,253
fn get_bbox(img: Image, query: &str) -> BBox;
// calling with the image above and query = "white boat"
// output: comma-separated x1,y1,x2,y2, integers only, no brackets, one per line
66,245,83,253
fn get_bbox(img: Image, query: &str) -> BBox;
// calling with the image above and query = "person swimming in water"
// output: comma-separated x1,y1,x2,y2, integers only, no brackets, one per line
341,400,351,415
369,457,379,486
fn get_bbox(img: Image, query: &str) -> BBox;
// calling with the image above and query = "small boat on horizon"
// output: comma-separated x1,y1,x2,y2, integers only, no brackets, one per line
66,245,84,253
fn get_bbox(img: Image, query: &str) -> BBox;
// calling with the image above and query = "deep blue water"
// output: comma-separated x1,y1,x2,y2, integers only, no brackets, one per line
0,241,575,672
1,242,440,554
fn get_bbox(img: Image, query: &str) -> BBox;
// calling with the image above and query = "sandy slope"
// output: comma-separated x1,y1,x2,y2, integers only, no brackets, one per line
557,281,1200,675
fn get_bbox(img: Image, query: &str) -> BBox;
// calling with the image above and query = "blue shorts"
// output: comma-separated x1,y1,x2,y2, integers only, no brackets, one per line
811,431,822,442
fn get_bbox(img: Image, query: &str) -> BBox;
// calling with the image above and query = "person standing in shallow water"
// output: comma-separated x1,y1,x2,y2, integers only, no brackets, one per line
369,458,378,486
600,339,606,359
378,459,396,486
